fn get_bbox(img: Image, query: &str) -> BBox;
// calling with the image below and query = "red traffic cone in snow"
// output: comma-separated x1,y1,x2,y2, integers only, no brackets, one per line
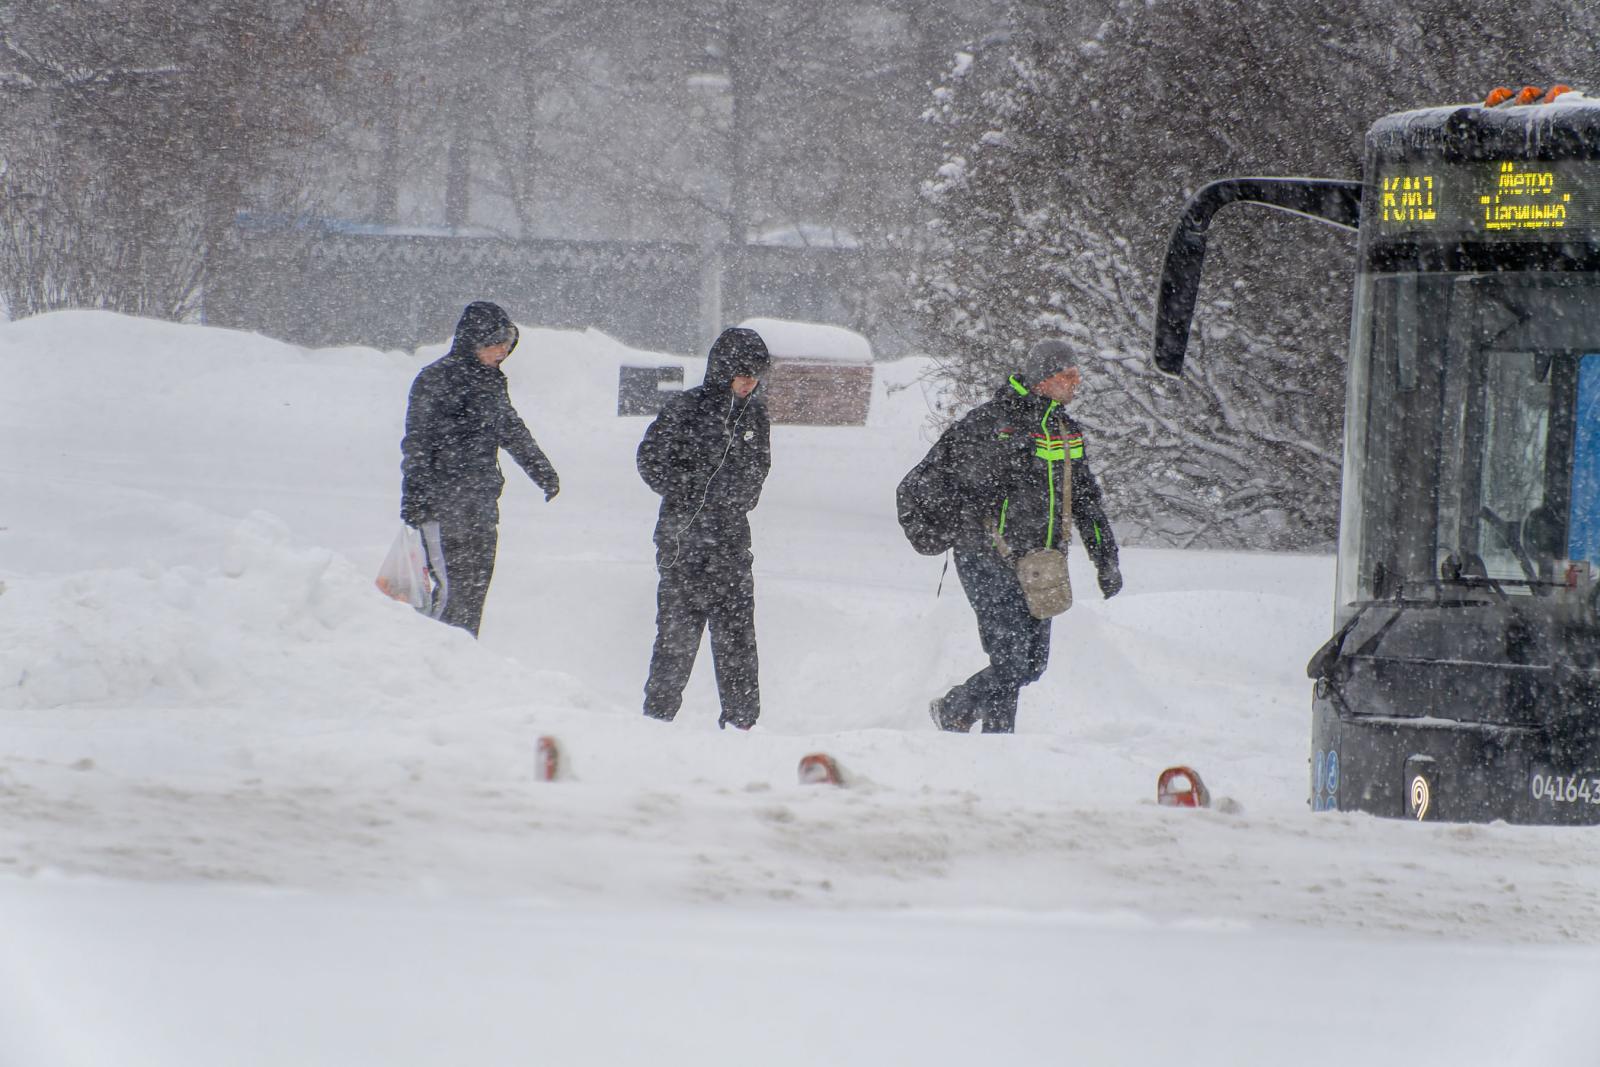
1157,766,1209,808
798,753,844,786
535,736,561,782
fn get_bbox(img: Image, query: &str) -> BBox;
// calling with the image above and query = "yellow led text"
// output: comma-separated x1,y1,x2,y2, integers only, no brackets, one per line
1482,161,1570,230
1381,174,1436,223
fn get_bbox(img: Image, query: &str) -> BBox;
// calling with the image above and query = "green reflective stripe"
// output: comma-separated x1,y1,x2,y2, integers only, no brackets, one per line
998,497,1009,537
1034,443,1066,461
1093,522,1102,545
1009,375,1029,397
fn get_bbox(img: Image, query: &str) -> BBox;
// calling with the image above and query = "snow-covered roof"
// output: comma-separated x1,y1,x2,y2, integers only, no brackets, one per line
685,72,731,93
739,317,872,364
1368,92,1600,153
747,223,861,250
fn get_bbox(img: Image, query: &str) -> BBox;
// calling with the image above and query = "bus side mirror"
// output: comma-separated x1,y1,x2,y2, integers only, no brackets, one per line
1152,178,1363,377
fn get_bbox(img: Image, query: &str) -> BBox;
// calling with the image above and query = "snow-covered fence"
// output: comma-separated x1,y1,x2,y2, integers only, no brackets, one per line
207,224,881,361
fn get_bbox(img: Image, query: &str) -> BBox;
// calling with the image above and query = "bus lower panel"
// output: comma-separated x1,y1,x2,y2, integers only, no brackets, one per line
1311,696,1600,824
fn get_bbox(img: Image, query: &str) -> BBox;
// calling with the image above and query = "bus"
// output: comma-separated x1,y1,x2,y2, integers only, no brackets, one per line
1153,86,1600,823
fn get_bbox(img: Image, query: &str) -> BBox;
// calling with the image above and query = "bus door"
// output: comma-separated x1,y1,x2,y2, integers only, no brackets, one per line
1567,353,1600,570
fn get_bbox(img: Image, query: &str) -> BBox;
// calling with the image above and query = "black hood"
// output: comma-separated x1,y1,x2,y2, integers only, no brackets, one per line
447,301,518,359
703,328,770,394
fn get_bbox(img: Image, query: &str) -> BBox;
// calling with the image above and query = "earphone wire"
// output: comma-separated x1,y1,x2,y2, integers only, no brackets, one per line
661,393,749,571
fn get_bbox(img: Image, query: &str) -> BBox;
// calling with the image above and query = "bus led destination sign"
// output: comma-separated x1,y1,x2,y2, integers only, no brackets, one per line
1375,159,1600,239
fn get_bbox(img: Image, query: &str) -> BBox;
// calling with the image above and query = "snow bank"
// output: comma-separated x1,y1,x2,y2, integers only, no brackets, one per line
0,511,536,714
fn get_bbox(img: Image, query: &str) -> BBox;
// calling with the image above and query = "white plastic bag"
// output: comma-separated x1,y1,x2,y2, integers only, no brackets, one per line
375,525,434,614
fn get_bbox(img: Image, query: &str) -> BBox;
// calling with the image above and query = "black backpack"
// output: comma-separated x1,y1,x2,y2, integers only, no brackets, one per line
896,444,959,556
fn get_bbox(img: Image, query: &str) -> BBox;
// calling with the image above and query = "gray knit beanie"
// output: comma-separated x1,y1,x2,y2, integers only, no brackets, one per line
1016,338,1078,387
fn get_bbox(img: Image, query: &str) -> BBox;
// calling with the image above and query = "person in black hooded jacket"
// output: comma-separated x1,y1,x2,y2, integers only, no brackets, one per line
400,301,559,637
905,338,1121,734
637,327,772,729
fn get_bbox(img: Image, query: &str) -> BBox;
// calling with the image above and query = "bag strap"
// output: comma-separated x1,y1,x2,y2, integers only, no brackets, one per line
1058,408,1075,550
1065,444,1075,550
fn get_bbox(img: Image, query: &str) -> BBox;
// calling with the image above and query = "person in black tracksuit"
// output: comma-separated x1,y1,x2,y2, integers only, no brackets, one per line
400,301,560,637
637,327,772,729
909,339,1121,734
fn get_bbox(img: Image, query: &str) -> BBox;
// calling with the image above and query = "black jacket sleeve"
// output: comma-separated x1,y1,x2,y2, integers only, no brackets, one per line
400,372,442,525
1071,445,1119,573
637,398,691,499
497,382,559,496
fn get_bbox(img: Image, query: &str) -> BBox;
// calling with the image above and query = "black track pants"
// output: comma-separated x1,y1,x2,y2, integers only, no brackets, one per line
423,520,499,637
938,546,1051,733
643,554,760,727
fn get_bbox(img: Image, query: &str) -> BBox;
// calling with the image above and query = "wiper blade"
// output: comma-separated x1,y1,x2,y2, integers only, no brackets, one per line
1404,575,1509,601
1306,588,1501,682
1307,600,1393,681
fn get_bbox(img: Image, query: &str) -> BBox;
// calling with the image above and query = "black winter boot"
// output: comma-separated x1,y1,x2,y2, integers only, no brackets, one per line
930,693,976,732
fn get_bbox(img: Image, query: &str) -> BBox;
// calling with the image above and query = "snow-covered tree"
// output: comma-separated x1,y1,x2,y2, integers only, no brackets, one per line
912,15,1325,548
913,0,1600,548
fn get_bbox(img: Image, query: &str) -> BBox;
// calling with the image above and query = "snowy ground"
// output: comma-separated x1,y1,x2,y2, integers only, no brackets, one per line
3,311,1599,1065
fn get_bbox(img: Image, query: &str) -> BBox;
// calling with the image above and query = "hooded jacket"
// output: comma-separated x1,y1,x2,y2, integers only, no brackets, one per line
901,379,1118,573
637,328,772,561
400,302,558,525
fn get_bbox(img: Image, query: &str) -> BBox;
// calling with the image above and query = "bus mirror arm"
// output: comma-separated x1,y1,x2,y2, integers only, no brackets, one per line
1153,178,1363,376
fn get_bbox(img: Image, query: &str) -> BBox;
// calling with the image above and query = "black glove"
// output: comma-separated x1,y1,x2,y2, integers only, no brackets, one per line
400,500,429,527
544,478,560,502
1098,563,1122,599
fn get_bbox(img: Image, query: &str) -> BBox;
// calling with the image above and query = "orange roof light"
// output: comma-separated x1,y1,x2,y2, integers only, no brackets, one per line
1514,85,1545,105
1543,84,1574,103
1484,86,1515,107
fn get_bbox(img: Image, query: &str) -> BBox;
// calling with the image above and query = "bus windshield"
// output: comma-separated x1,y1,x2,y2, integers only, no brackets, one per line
1338,270,1600,607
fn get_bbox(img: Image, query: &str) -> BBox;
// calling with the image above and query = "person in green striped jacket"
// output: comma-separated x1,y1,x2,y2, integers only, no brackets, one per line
904,339,1121,734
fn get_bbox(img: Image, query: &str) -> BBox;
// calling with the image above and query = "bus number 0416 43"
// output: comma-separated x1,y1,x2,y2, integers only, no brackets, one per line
1529,774,1600,803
